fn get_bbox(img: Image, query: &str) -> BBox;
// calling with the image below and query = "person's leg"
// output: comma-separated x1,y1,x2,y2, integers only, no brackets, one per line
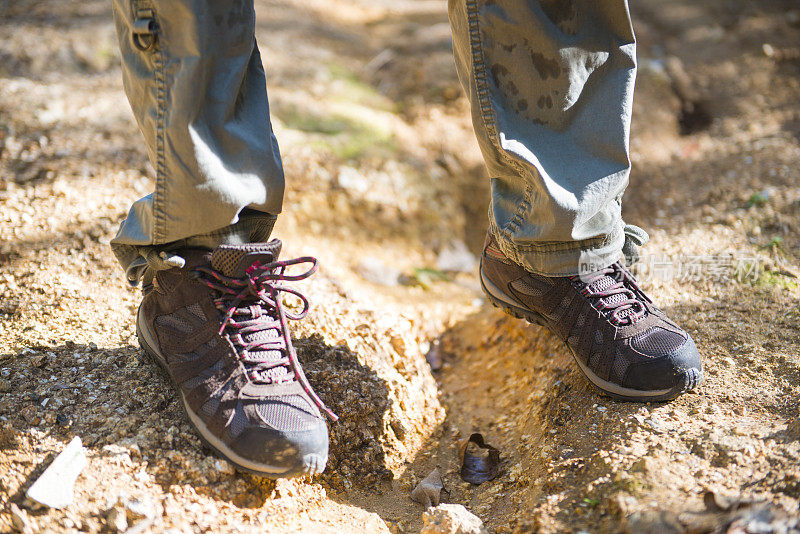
448,0,636,276
111,0,284,285
110,0,332,478
449,0,703,400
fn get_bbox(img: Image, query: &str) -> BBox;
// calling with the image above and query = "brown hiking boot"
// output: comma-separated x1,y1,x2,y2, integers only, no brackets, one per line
136,240,335,478
480,233,702,401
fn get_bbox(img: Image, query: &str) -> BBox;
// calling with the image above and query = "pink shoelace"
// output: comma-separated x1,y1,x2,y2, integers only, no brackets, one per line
571,262,652,326
193,257,338,421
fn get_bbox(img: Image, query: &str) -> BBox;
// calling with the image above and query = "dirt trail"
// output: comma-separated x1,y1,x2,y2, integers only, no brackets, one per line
1,0,799,532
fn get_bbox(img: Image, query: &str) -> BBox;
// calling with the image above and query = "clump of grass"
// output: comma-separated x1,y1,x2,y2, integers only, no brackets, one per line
747,191,769,207
325,62,397,112
274,62,401,160
273,105,397,160
754,270,798,291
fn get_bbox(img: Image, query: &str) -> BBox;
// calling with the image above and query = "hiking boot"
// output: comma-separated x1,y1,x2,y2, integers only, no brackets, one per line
480,233,702,401
135,239,335,478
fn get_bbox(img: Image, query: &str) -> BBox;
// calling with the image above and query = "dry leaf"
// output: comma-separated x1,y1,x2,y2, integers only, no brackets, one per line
457,433,500,485
411,468,443,507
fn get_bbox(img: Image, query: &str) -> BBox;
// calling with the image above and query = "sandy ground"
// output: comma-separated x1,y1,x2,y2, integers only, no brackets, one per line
1,0,799,532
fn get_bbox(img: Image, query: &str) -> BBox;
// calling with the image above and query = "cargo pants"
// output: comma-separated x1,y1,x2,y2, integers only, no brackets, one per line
110,0,642,284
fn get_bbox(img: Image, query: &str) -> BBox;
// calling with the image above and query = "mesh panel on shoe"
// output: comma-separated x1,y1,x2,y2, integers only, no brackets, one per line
170,352,199,364
155,311,195,333
211,241,282,278
630,327,685,357
186,303,205,320
511,277,552,296
169,339,217,364
588,276,613,293
255,395,320,431
612,349,629,378
588,351,602,370
241,320,290,381
587,274,638,321
182,360,224,390
226,396,319,437
550,294,572,321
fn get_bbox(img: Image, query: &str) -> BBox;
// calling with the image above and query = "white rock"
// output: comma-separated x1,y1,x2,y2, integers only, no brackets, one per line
214,459,235,475
25,436,87,508
436,241,476,273
123,497,155,520
356,257,400,286
421,504,487,534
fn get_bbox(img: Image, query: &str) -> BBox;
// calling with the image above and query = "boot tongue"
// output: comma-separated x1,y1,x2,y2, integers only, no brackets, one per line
210,239,290,383
211,239,282,278
584,266,641,322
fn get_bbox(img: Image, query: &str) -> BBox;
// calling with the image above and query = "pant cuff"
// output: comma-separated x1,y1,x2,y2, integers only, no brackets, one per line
112,210,277,286
489,221,625,277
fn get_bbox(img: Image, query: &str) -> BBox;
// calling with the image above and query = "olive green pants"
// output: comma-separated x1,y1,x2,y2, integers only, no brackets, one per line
111,0,639,283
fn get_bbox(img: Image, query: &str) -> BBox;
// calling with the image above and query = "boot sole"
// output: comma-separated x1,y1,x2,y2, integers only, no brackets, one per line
479,266,702,402
135,305,328,478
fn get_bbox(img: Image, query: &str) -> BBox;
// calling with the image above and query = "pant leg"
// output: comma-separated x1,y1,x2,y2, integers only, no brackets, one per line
448,0,637,276
110,0,284,284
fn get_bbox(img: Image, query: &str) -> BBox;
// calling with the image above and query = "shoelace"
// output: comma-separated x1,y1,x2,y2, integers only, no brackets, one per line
571,262,652,326
193,257,338,421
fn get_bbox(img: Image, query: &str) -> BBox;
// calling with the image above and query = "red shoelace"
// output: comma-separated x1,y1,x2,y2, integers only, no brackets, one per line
193,257,338,421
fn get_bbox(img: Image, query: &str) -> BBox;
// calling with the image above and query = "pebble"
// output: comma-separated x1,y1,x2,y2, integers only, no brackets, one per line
421,504,487,534
606,492,638,518
624,510,682,534
214,459,235,475
644,418,668,434
56,413,72,428
436,241,476,273
26,436,87,508
10,503,33,534
355,257,400,286
106,506,128,533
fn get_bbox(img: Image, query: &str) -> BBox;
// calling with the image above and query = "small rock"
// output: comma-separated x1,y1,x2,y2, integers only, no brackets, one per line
631,456,658,475
643,418,667,434
786,418,800,439
425,340,443,371
0,378,11,393
20,405,39,425
106,506,128,533
26,436,87,508
606,492,638,518
436,241,477,273
123,497,155,521
421,504,487,534
214,459,235,475
10,503,33,534
356,257,400,286
389,334,406,355
411,468,444,507
624,510,682,534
